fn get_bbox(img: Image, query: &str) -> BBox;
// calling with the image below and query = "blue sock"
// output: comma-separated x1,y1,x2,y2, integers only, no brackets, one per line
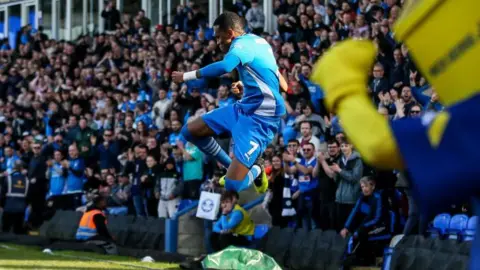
181,125,232,168
224,165,261,192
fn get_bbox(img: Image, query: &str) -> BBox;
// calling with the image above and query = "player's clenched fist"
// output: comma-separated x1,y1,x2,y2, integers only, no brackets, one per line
231,81,244,95
172,71,184,83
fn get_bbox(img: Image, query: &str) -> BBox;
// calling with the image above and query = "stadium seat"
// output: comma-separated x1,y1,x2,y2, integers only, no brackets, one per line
428,213,451,238
287,228,316,269
447,214,469,240
258,227,295,267
462,216,478,241
253,224,269,240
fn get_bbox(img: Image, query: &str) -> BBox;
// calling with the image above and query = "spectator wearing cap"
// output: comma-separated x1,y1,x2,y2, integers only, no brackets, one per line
155,157,182,218
0,160,30,234
246,0,265,35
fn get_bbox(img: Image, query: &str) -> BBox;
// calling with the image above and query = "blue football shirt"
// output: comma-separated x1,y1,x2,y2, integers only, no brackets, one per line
226,34,286,117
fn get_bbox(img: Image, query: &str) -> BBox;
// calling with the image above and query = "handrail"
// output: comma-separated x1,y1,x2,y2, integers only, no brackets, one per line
165,194,266,253
172,200,199,220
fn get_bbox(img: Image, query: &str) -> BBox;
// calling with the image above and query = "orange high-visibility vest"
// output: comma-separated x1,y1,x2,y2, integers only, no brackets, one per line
75,209,106,240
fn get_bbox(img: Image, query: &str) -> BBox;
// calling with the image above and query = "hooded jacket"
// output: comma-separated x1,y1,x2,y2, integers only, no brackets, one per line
335,151,364,204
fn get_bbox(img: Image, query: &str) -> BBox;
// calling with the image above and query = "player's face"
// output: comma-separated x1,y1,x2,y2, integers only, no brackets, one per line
214,26,234,52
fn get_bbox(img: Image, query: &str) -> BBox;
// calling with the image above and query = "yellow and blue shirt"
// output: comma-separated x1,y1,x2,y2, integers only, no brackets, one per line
213,204,255,238
391,93,480,213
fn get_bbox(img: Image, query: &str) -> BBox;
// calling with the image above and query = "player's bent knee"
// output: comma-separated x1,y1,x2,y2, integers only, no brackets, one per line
182,117,214,139
181,123,194,141
225,159,250,180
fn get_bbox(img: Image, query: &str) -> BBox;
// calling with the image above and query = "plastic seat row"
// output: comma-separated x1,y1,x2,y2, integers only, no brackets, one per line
429,214,477,241
257,227,348,270
382,235,471,270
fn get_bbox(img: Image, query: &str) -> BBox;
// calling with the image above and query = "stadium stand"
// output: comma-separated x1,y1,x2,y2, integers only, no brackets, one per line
0,0,475,268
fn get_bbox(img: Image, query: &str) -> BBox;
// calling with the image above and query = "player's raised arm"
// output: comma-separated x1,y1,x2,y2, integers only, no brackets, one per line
171,54,241,83
172,12,248,84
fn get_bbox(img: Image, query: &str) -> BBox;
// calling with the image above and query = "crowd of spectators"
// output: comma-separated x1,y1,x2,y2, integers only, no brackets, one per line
0,0,467,260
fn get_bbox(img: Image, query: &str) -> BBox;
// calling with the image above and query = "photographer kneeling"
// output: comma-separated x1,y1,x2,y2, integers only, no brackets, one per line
210,191,254,252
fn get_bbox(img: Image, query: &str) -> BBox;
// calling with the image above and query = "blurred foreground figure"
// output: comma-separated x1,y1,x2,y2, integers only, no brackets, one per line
311,0,480,269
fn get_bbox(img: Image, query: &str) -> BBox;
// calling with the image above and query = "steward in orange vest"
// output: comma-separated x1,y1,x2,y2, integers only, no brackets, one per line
76,195,111,241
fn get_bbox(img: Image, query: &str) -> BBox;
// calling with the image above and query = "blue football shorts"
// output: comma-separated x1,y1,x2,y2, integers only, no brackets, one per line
201,104,281,168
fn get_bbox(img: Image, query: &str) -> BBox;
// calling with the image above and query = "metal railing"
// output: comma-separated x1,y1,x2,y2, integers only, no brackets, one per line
164,194,266,253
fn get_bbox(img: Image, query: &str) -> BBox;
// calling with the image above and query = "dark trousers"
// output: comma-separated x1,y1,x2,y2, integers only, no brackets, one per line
29,197,45,228
2,212,25,234
86,235,118,255
403,189,428,235
317,200,336,231
297,194,316,230
183,180,202,200
336,203,355,231
210,232,251,252
350,225,388,266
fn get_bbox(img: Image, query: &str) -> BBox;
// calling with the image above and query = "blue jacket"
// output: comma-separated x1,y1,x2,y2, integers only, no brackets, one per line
345,191,388,231
66,158,85,193
48,162,66,197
